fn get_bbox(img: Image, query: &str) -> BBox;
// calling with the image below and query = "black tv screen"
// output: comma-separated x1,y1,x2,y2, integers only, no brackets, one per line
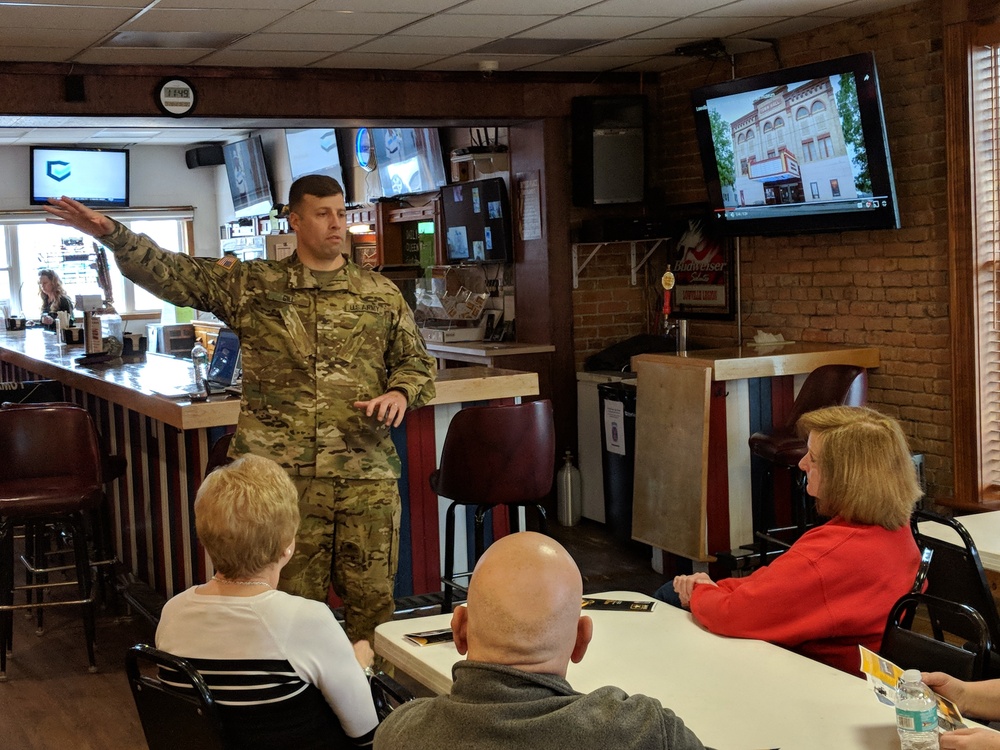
441,177,512,264
30,146,129,208
691,52,899,235
223,135,273,217
372,127,447,198
285,128,346,193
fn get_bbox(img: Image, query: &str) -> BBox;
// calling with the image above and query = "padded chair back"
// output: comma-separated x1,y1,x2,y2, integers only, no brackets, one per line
880,593,993,681
431,400,555,507
126,644,227,750
0,404,102,499
205,432,236,476
911,510,1000,651
782,364,867,431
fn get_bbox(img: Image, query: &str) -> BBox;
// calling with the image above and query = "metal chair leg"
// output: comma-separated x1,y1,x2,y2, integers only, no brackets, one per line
442,502,458,613
68,513,97,673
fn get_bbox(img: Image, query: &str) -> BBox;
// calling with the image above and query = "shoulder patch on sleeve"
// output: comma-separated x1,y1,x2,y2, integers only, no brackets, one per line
216,255,240,271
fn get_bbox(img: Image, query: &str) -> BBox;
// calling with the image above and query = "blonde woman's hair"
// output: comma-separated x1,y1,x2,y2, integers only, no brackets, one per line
38,268,67,302
797,406,921,530
194,454,299,578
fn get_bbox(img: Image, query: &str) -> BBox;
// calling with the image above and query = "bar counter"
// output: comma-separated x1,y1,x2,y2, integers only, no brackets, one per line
0,327,539,599
631,342,879,562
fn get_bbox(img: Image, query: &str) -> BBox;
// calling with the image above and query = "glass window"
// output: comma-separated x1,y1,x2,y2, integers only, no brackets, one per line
818,135,833,159
810,181,820,199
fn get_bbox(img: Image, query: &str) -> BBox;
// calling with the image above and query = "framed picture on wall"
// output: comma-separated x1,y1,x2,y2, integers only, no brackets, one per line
670,216,736,321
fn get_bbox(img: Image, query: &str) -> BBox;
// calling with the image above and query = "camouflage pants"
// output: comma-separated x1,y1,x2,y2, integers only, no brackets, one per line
278,476,400,645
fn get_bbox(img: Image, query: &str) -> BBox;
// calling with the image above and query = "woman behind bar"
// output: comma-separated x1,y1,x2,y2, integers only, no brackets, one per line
37,268,73,331
655,406,922,676
155,454,379,748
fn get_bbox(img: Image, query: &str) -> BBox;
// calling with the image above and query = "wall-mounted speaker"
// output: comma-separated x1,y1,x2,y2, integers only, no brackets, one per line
571,95,646,206
185,144,225,169
64,75,86,103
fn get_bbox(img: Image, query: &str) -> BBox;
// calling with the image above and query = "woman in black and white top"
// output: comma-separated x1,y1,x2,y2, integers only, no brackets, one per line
155,454,379,749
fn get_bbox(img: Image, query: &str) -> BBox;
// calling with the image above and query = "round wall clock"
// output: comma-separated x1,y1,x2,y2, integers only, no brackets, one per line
355,128,376,172
156,78,196,117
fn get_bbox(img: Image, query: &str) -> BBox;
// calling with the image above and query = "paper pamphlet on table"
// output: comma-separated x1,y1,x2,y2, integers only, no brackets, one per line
858,645,966,731
581,598,655,612
403,628,454,647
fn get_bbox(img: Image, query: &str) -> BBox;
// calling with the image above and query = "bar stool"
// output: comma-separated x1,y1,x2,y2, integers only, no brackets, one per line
1,401,125,619
0,404,105,679
747,364,867,562
430,400,555,612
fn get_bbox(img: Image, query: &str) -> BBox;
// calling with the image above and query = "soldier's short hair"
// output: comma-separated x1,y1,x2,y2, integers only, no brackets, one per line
288,174,344,212
195,454,299,578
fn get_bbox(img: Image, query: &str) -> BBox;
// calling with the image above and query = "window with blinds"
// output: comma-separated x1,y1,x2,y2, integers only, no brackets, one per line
973,42,1000,498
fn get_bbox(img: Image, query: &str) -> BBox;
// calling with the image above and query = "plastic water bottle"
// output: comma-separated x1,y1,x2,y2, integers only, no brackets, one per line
191,341,210,396
557,450,582,526
895,669,939,750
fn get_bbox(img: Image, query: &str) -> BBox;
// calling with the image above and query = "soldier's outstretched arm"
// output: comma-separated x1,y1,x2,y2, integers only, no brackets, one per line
43,196,115,237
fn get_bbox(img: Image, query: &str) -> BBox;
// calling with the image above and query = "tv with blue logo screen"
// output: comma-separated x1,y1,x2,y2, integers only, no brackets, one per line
30,146,129,208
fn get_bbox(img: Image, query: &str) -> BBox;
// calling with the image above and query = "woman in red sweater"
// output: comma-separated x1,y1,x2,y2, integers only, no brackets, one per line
654,406,923,676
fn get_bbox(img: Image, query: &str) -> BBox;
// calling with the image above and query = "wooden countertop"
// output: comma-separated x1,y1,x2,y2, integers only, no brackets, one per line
632,342,880,381
424,340,555,357
0,328,539,431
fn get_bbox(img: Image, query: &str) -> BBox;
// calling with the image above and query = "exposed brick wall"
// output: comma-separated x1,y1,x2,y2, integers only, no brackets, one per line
572,0,954,498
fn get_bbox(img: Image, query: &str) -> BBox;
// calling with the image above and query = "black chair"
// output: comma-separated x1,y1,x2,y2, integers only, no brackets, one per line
205,432,235,476
370,670,415,721
126,644,227,750
880,592,993,681
430,400,555,612
911,510,1000,675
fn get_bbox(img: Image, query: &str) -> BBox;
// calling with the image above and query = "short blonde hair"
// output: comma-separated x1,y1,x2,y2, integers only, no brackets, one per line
797,406,921,530
194,454,299,578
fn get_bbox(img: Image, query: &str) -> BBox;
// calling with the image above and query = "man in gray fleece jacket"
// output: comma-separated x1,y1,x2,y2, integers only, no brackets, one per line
373,532,711,750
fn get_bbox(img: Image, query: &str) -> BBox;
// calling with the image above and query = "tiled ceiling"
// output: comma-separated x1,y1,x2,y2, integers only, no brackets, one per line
0,0,914,146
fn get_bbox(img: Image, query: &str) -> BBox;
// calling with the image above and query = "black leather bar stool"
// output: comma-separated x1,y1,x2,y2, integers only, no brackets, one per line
0,404,105,679
430,400,555,612
747,364,867,562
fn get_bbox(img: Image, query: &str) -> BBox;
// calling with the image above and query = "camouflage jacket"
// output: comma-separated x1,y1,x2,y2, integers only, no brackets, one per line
100,222,437,479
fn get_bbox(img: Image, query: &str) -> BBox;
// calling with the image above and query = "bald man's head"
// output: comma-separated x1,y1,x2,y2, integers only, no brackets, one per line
451,532,592,677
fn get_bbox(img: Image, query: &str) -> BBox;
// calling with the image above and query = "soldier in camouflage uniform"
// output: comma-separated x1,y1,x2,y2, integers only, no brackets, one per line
44,175,437,645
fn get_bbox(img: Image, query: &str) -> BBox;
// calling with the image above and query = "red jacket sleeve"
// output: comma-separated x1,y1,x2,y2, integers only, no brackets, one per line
689,547,831,648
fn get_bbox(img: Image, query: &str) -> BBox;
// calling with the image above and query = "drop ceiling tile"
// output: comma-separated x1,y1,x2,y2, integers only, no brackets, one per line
196,48,333,66
632,15,776,38
445,0,597,14
266,10,425,34
11,48,87,62
304,0,458,11
1,6,138,30
700,0,847,14
744,15,837,36
19,128,104,143
0,28,105,48
230,33,374,52
569,0,682,18
517,15,673,38
571,38,683,57
353,35,491,56
309,51,446,69
617,55,697,72
75,47,216,64
394,14,555,37
157,0,306,8
121,8,286,33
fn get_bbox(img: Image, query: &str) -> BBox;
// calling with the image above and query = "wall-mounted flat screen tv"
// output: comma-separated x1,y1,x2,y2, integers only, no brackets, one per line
441,177,512,264
372,127,448,198
285,128,347,195
30,146,129,208
222,135,273,218
691,52,899,235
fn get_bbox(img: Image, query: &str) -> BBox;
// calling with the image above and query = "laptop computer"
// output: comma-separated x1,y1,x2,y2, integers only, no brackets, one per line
153,328,242,399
